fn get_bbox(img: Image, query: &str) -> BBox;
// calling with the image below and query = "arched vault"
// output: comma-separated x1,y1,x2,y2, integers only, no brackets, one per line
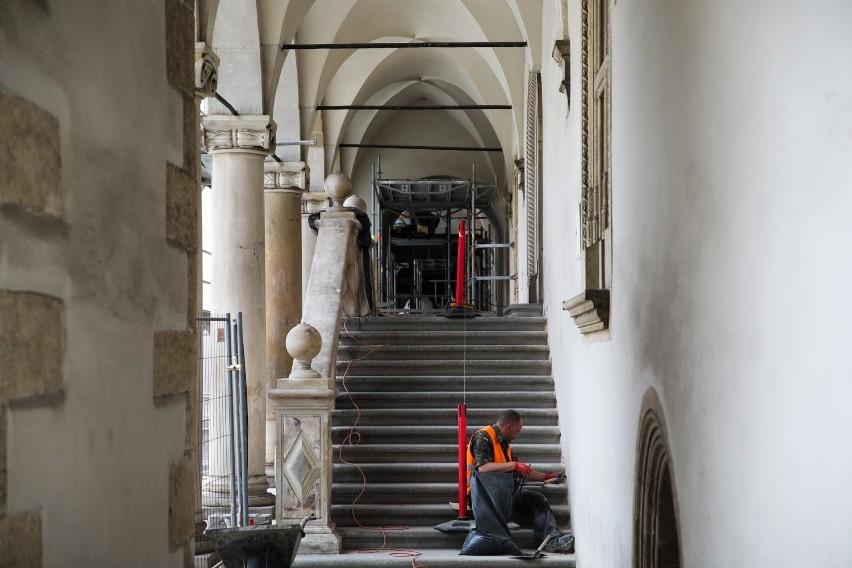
203,0,541,190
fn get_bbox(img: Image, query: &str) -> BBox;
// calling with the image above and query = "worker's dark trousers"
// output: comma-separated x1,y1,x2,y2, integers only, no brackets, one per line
512,490,560,541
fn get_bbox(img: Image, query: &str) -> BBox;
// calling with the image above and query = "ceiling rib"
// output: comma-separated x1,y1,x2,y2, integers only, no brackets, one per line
282,41,526,50
317,105,512,111
339,143,502,152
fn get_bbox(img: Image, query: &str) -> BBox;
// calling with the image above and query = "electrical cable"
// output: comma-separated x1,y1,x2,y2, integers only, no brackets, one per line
339,318,429,568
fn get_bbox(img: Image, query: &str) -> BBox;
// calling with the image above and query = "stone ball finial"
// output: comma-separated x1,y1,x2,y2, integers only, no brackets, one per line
286,322,322,379
343,195,367,211
324,171,352,208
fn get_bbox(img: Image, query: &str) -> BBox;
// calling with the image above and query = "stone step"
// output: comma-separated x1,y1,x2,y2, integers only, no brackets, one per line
333,444,563,464
338,344,551,361
333,408,559,427
331,482,464,505
293,549,576,568
341,316,546,332
331,425,562,445
338,359,552,376
331,462,565,484
337,375,554,393
331,503,570,527
321,314,567,560
334,391,556,409
333,526,557,551
339,330,548,346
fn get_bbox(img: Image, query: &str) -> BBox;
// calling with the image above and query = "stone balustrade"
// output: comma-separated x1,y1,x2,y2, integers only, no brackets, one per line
268,171,370,554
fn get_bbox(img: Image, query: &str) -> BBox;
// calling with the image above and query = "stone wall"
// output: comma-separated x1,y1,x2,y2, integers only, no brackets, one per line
0,0,199,565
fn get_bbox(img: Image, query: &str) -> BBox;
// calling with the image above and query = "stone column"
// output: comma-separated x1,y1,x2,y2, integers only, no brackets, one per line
301,192,328,300
202,114,276,506
268,323,341,554
264,161,308,466
194,41,219,549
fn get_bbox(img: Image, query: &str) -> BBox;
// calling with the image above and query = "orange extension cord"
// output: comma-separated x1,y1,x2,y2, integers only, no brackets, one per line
339,319,429,568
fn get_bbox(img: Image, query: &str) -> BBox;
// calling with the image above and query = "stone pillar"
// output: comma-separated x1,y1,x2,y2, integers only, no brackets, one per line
268,323,341,554
301,192,328,300
202,114,276,506
194,41,219,548
264,161,308,466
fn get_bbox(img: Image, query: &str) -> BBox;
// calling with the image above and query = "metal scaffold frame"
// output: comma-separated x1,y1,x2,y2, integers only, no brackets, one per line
370,160,511,314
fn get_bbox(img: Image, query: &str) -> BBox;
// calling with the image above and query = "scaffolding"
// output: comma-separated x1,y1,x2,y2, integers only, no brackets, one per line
371,161,510,314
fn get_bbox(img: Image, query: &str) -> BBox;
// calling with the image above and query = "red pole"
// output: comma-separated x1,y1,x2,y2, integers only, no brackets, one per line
457,403,468,519
455,220,466,306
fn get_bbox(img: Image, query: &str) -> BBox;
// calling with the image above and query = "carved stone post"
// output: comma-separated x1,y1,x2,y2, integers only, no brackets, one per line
268,323,341,554
202,114,276,506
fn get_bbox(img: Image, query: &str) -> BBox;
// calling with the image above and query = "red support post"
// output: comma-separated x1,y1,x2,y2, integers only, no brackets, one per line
457,403,468,519
455,221,466,306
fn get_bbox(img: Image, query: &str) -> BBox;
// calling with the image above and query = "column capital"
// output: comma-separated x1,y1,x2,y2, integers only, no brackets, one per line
302,192,328,215
201,115,276,155
264,161,309,193
194,42,219,99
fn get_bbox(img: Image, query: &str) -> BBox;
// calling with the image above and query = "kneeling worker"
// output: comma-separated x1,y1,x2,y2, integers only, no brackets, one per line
467,409,575,554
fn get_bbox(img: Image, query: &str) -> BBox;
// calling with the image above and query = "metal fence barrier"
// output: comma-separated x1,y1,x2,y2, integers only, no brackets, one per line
196,312,249,550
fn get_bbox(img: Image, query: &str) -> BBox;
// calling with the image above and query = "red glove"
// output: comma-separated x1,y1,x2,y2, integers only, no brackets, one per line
513,462,532,478
544,472,566,484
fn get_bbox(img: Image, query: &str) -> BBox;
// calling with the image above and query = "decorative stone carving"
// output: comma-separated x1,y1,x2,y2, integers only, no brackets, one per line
194,42,219,99
286,323,322,379
552,39,570,102
200,116,276,155
281,424,321,504
323,171,352,208
342,195,366,211
563,288,609,334
302,192,329,215
264,162,309,191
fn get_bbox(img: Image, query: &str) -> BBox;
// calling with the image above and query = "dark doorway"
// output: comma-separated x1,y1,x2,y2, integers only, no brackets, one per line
634,388,683,568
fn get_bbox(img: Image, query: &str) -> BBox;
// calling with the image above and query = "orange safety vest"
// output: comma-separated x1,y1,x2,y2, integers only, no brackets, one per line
465,425,515,493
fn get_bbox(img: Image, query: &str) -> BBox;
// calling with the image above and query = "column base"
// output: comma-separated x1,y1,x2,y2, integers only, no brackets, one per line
248,473,276,506
266,418,277,467
299,525,342,554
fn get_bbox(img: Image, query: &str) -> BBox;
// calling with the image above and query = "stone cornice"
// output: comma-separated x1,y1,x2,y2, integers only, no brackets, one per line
264,161,309,191
563,288,609,334
200,115,275,155
194,42,219,99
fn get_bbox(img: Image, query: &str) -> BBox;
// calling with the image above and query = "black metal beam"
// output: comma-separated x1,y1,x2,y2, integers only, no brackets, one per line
282,41,526,51
213,93,240,116
340,143,502,152
317,104,512,111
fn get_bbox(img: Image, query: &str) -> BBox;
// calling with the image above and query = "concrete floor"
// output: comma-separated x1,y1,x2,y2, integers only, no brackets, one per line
292,548,576,567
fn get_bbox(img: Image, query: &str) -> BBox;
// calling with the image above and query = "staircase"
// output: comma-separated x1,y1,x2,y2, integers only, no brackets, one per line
292,315,575,567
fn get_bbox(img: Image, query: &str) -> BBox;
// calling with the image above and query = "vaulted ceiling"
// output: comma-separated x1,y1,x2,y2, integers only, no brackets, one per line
199,0,542,193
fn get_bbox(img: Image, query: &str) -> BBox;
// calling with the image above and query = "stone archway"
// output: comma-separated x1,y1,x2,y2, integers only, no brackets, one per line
634,388,684,568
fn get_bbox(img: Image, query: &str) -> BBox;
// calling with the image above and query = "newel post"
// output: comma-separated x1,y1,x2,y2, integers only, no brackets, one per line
268,323,341,554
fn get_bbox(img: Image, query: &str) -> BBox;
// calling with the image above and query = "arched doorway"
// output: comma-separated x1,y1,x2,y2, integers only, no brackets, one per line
634,388,684,568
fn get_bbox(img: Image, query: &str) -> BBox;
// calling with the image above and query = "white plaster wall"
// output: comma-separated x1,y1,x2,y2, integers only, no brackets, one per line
1,1,190,566
540,1,852,566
